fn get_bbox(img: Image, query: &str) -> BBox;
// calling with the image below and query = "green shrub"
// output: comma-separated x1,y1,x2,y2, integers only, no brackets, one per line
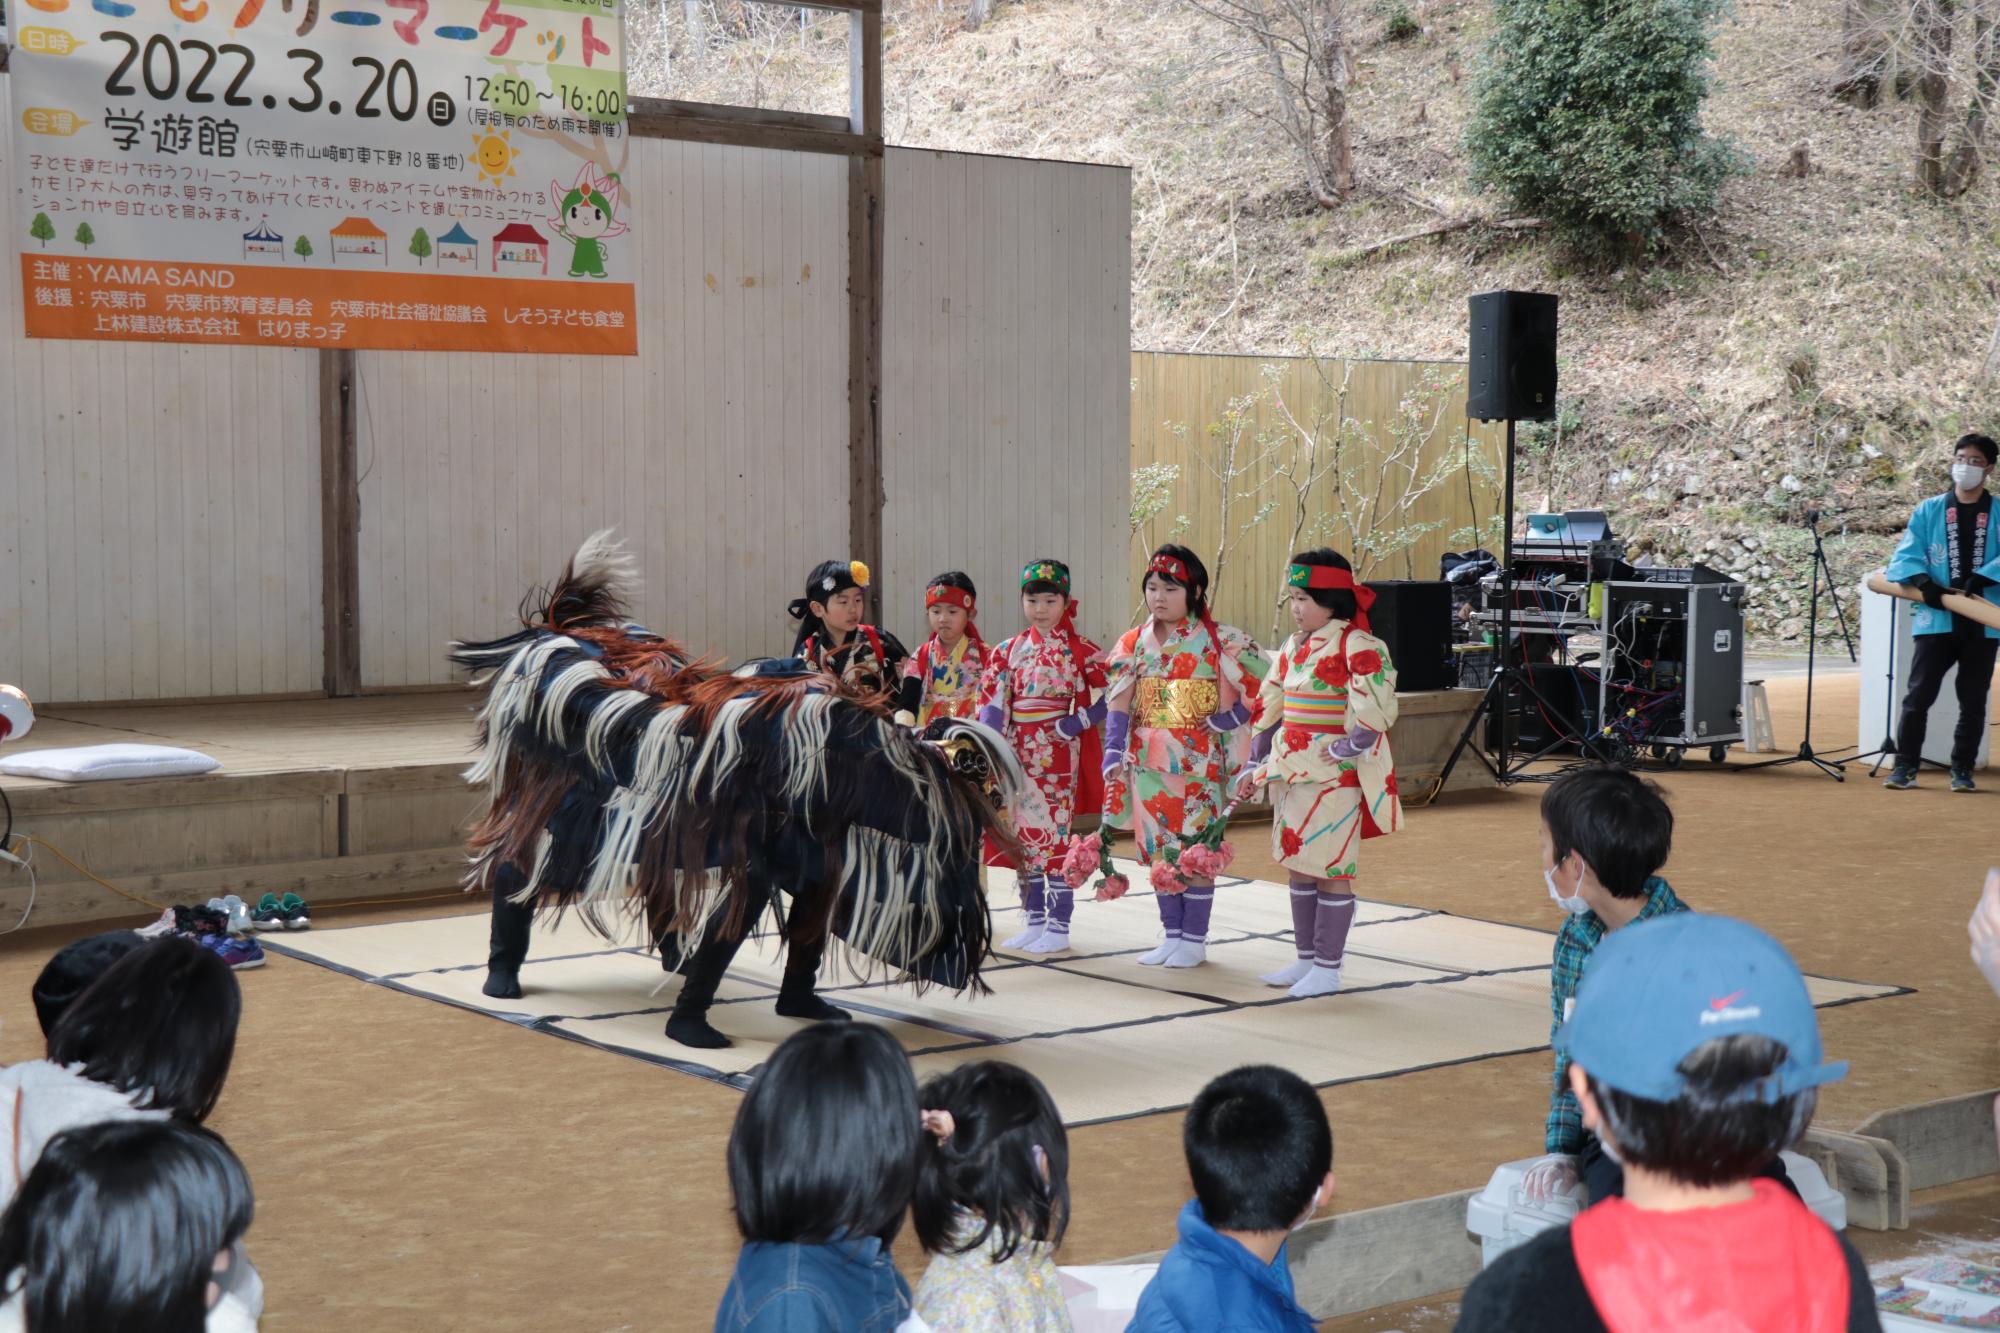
1464,0,1740,262
1385,3,1421,40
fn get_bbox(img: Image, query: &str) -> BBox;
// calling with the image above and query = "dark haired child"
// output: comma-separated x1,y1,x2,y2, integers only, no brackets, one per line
31,930,144,1041
789,559,910,706
0,1119,257,1333
1102,545,1269,969
912,1062,1072,1332
1130,1065,1329,1333
716,1023,921,1333
977,559,1107,954
1239,549,1402,998
1521,765,1688,1204
901,572,988,729
1456,914,1876,1333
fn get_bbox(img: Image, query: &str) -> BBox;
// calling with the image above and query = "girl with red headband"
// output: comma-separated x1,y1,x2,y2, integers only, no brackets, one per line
1100,544,1270,969
976,559,1107,953
899,572,988,729
1237,548,1403,998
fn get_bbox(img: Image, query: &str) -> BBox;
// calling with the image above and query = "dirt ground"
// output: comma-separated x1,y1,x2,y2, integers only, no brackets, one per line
1,668,1993,1331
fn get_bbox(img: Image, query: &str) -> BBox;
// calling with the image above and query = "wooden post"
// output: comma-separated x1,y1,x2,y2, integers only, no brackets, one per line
847,6,886,612
319,349,361,697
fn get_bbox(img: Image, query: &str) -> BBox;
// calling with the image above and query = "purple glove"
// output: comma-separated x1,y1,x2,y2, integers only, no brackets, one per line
1205,701,1252,733
976,704,1006,732
1101,709,1132,776
1249,727,1275,764
1056,696,1107,740
1325,727,1380,761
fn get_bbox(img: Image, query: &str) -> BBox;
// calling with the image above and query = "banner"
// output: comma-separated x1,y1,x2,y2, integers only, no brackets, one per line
9,0,637,353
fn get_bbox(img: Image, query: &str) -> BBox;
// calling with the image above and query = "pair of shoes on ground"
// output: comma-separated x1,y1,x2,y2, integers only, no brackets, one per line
136,900,267,970
1133,938,1207,969
250,892,312,931
1258,958,1345,997
1884,765,1978,792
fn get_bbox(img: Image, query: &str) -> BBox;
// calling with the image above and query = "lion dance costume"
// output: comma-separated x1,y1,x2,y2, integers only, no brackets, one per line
452,533,1021,1050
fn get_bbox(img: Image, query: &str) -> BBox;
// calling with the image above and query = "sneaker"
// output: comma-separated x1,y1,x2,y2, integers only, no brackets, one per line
206,896,253,935
202,933,265,970
183,905,230,939
250,893,287,931
1883,765,1918,790
1953,767,1977,793
278,893,311,931
136,907,180,939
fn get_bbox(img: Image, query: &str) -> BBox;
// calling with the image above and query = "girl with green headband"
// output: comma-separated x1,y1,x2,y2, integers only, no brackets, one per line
1235,548,1404,999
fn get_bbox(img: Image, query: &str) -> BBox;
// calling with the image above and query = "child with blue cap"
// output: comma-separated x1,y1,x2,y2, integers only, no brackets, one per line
1456,913,1880,1333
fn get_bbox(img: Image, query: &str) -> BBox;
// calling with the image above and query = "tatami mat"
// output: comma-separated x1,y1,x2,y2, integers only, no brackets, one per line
267,874,1906,1125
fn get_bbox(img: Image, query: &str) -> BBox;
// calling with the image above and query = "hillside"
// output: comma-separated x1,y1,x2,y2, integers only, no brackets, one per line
633,0,2000,639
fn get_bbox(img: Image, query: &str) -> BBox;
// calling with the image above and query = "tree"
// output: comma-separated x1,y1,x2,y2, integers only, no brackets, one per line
1465,0,1736,261
29,213,54,248
409,227,433,266
294,235,314,260
1184,0,1355,206
73,222,94,251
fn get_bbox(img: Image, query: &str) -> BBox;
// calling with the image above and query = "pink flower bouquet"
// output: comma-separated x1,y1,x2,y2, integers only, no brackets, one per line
1149,859,1188,895
1094,872,1131,902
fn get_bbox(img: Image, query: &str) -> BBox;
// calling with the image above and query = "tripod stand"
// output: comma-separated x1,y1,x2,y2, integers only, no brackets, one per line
1436,419,1619,791
1738,510,1854,780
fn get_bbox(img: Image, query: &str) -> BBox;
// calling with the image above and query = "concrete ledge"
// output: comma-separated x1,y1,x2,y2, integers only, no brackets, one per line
1857,1090,2000,1192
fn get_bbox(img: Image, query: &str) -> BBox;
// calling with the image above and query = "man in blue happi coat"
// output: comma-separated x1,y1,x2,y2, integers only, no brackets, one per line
1885,432,2000,791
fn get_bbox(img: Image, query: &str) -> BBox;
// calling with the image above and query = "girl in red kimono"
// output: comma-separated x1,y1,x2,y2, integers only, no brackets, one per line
976,559,1106,954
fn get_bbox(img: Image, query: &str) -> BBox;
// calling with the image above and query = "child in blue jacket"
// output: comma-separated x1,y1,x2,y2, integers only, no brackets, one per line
1128,1065,1331,1333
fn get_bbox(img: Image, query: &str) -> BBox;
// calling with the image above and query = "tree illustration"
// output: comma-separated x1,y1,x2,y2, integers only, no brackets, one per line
73,222,95,251
294,235,314,260
409,227,432,266
29,213,55,248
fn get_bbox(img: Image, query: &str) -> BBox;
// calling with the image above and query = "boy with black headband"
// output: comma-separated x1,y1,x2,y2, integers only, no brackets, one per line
1457,914,1873,1333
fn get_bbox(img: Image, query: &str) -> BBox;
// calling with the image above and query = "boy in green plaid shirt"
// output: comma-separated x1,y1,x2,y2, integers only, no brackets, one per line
1521,767,1688,1204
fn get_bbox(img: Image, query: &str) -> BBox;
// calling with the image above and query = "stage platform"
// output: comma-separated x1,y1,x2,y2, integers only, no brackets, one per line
0,688,1486,931
0,696,479,928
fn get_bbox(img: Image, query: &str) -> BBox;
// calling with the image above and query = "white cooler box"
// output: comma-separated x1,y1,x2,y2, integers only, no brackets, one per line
1466,1151,1846,1267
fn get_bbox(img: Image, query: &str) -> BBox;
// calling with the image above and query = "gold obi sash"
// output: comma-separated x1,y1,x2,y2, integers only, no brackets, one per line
1136,677,1219,729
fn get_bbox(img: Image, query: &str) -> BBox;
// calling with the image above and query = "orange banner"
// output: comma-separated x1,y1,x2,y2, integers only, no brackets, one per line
20,254,636,354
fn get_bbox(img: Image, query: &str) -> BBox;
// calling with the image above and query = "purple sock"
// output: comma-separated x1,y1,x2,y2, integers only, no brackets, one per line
1289,879,1317,961
1045,876,1074,930
1020,875,1046,926
1180,885,1215,944
1314,889,1357,967
1156,890,1185,939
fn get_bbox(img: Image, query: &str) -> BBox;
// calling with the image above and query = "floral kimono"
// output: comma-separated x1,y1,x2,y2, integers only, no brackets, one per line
1102,618,1269,863
903,634,988,729
977,626,1105,874
1255,620,1403,880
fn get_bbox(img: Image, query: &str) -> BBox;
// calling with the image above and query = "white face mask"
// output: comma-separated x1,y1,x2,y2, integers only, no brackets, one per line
1545,866,1591,916
1289,1180,1329,1233
1954,462,1988,491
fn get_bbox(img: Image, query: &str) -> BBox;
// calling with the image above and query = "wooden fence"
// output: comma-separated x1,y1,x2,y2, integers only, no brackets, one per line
1129,351,1506,642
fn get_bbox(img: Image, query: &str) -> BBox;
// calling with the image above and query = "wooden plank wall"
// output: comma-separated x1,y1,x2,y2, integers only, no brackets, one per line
0,83,325,706
879,149,1131,652
1130,351,1506,642
351,138,852,685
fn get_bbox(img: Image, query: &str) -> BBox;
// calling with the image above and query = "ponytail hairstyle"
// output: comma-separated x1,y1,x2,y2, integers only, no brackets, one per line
788,558,870,657
1287,548,1359,623
913,1062,1069,1263
926,571,984,652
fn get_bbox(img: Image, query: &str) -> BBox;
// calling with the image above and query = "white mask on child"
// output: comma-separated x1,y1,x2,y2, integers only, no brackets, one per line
1954,462,1988,491
1545,867,1591,917
1290,1180,1329,1233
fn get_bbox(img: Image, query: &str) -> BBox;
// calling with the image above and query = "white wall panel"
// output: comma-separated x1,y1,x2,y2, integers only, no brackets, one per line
353,139,851,685
0,84,323,704
880,148,1131,654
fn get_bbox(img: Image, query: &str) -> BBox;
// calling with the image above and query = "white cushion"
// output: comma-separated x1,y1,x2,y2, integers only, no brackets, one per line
0,744,220,782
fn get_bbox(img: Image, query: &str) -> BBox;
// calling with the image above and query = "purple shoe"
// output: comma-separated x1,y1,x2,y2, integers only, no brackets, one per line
202,933,265,971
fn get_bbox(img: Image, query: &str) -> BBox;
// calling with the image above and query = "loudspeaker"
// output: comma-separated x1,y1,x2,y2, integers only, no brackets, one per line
1467,290,1558,422
1484,664,1596,754
1363,580,1454,692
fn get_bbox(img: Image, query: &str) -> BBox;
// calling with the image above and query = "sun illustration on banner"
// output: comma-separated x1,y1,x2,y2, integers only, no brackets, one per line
471,130,520,185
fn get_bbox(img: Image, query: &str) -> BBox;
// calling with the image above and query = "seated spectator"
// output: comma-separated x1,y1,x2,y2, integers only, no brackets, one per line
0,1118,257,1332
1455,914,1877,1333
29,931,143,1042
1129,1065,1329,1333
716,1022,921,1333
912,1062,1072,1332
1526,766,1691,1204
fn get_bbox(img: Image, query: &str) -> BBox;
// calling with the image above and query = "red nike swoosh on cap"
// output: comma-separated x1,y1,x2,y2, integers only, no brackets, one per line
1710,990,1745,1011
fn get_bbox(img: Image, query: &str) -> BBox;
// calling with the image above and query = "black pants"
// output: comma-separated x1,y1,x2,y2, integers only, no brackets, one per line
1896,631,1999,770
1579,1131,1799,1204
